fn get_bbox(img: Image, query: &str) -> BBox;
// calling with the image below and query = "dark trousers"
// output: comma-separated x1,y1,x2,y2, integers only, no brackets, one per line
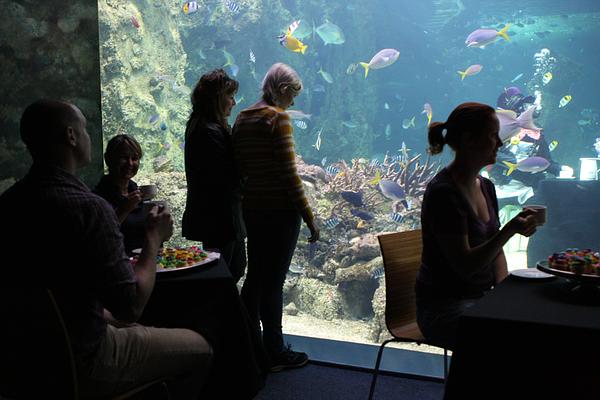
416,297,479,351
203,238,247,283
241,209,301,357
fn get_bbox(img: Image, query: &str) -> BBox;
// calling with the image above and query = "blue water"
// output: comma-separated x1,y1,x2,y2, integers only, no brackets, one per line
97,0,600,345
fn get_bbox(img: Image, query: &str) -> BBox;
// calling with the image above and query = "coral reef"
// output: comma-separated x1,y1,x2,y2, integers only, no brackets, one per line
285,277,343,321
151,171,195,248
98,0,190,177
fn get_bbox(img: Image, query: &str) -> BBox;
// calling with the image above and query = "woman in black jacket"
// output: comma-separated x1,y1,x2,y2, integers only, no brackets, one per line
182,68,246,281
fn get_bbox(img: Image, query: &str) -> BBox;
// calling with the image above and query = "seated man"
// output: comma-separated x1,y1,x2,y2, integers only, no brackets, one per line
0,99,212,399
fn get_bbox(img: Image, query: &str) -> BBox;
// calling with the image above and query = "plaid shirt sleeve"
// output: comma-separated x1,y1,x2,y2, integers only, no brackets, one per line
76,193,138,317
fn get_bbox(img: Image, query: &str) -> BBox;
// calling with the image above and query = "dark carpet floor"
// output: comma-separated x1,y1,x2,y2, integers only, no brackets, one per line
254,362,444,400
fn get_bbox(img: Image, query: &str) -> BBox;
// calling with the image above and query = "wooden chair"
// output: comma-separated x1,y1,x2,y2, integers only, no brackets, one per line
367,230,448,400
0,288,166,400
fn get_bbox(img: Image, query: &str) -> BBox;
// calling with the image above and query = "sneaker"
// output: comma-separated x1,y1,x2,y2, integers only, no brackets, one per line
269,345,309,372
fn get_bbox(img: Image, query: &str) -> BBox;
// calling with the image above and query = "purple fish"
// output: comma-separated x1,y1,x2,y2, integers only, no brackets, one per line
504,156,550,176
458,64,482,80
465,24,511,48
496,106,540,142
359,48,400,78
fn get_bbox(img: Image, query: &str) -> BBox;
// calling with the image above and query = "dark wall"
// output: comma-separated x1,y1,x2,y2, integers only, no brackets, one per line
0,0,103,193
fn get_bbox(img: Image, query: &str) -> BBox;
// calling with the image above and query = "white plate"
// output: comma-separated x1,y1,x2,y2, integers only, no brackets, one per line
156,251,220,273
511,268,555,280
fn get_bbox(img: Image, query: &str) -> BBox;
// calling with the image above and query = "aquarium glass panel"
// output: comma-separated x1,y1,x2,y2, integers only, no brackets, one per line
98,0,600,355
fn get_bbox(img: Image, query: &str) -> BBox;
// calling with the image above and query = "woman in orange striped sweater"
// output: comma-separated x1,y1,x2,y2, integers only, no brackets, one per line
232,63,319,372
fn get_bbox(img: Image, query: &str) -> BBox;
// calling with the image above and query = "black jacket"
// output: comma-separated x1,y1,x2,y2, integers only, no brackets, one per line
182,120,245,245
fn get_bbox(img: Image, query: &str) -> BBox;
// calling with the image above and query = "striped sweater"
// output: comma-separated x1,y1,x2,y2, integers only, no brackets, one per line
232,106,314,224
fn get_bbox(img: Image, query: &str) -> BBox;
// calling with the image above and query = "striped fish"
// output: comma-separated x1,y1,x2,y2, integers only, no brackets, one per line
294,120,307,130
370,158,381,167
371,266,385,279
313,128,322,151
387,154,401,163
326,165,340,175
324,216,340,229
391,212,404,223
224,0,240,13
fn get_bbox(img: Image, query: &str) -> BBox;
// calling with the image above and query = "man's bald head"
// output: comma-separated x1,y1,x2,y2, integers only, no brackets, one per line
20,99,82,160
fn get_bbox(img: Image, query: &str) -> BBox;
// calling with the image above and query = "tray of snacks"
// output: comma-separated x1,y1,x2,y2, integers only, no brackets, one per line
131,245,220,274
537,248,600,283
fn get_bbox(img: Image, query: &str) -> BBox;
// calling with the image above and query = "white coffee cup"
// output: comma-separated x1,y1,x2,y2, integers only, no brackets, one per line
558,170,573,179
524,205,547,226
139,185,157,200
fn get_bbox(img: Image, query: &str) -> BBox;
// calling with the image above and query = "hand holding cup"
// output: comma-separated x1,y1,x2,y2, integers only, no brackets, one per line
145,201,173,243
523,205,547,226
506,209,538,237
139,184,157,200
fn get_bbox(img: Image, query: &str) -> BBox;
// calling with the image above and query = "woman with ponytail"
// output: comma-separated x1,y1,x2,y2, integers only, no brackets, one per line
415,102,540,350
182,68,247,281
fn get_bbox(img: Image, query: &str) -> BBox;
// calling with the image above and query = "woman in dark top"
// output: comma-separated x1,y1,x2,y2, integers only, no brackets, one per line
182,68,246,281
416,102,540,350
94,134,145,254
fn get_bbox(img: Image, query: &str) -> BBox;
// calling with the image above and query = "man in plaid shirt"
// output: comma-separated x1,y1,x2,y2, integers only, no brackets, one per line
0,99,212,399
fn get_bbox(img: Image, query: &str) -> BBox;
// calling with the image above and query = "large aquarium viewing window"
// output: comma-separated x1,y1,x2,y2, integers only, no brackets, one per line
97,0,600,361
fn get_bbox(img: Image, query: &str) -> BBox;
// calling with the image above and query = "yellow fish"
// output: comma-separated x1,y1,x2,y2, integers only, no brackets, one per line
422,103,432,127
542,72,553,85
357,220,367,229
369,169,382,185
182,1,198,14
558,95,572,108
278,20,308,54
548,140,558,151
510,136,520,146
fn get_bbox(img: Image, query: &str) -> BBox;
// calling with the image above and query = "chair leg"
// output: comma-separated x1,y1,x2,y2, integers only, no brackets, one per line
368,338,397,400
443,348,448,380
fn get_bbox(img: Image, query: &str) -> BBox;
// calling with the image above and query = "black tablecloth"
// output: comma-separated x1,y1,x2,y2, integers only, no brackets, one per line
140,257,267,399
444,275,600,399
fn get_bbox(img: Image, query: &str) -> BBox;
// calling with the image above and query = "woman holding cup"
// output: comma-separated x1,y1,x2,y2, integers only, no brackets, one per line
416,102,540,350
94,134,155,253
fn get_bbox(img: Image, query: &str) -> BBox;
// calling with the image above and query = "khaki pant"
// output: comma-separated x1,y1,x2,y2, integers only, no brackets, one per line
77,324,212,399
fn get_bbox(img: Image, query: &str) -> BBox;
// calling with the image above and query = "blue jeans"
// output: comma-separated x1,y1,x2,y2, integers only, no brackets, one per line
241,209,301,356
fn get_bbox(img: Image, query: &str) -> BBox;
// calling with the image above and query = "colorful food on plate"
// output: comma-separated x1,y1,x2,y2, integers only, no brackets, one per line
131,246,208,270
547,249,600,276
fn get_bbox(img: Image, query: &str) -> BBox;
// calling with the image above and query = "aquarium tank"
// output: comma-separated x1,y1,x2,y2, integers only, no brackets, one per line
95,0,600,357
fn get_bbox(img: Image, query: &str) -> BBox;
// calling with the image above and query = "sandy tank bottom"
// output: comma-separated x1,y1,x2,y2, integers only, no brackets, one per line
282,313,446,355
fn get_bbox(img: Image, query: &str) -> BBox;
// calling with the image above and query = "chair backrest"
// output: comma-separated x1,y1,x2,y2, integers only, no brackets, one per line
0,287,78,399
377,230,422,333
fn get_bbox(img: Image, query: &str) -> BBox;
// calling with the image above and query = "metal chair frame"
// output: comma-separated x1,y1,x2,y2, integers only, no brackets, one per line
368,230,448,400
